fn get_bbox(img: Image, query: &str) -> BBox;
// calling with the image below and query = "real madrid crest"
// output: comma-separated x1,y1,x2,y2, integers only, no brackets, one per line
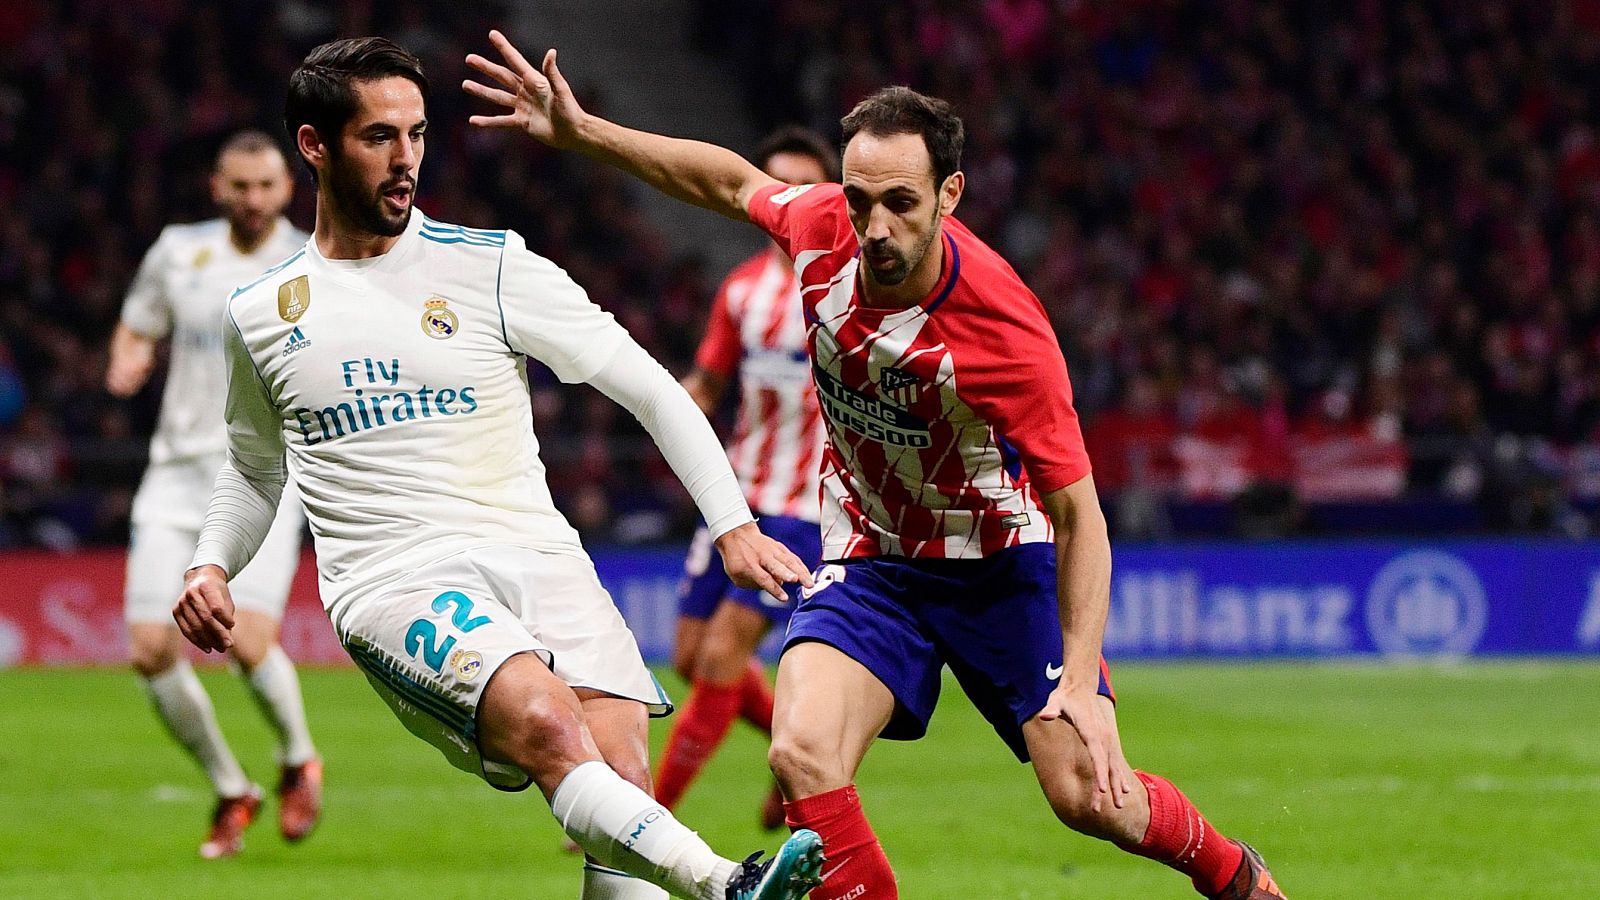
449,648,483,682
421,296,459,339
278,275,310,323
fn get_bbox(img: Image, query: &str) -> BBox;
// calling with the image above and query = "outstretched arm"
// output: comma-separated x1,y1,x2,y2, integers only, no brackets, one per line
464,30,780,220
589,339,811,600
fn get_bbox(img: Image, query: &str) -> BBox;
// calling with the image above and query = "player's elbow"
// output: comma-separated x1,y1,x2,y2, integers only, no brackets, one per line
1044,475,1108,540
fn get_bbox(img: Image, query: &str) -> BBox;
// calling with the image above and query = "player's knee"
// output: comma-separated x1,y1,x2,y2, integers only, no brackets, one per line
499,693,588,773
692,637,749,685
1042,772,1122,839
228,638,271,671
767,731,844,795
130,636,180,677
670,646,696,683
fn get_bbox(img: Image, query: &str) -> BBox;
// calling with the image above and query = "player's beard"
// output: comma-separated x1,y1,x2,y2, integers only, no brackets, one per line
325,151,413,238
862,212,941,287
226,211,274,251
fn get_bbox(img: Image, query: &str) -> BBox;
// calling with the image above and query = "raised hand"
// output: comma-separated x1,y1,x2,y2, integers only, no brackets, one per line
464,30,585,148
714,521,815,602
173,564,237,653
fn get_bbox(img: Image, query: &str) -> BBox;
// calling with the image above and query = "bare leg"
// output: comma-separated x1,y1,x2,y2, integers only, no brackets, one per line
130,622,253,798
1025,697,1271,897
476,654,740,900
768,642,892,800
769,641,900,898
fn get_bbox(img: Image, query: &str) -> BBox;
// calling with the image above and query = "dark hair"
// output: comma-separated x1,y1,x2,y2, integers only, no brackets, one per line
285,37,428,173
754,125,840,182
216,129,284,166
839,86,965,187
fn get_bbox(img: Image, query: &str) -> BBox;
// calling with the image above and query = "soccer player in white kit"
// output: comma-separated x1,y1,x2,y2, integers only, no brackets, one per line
107,130,322,860
171,38,823,900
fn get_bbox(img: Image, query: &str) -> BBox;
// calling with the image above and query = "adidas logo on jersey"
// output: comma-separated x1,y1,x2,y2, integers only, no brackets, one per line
281,326,312,357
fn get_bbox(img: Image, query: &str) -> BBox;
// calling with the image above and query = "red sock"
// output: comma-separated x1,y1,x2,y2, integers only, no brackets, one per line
653,678,742,810
738,660,774,734
785,785,897,899
1123,771,1244,897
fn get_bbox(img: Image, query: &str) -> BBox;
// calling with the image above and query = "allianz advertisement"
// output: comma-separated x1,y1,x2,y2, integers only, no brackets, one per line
594,541,1600,661
0,540,1596,666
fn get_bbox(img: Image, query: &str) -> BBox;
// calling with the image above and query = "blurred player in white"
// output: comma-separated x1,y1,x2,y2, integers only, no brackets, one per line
107,130,321,860
655,127,834,828
172,38,822,900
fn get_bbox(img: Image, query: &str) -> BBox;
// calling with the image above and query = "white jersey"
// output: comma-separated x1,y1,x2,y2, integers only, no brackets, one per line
120,218,307,466
210,211,731,612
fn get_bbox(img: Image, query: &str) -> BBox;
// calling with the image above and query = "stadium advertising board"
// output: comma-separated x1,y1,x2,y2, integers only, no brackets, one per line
0,541,1595,667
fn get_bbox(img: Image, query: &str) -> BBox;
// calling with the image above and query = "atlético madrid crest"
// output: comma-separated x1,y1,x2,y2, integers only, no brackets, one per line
421,296,459,339
879,366,922,407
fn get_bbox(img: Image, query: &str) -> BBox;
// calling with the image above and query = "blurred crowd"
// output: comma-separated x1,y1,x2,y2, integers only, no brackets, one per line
0,0,715,548
696,0,1600,536
3,1,1600,549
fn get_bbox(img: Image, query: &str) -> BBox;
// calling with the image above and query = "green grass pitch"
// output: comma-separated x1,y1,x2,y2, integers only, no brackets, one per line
2,661,1597,898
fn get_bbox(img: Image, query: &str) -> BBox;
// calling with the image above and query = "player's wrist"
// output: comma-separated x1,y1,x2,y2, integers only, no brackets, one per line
185,563,229,582
711,517,759,547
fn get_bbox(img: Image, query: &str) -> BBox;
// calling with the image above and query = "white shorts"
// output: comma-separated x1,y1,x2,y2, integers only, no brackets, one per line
333,545,670,791
125,472,305,625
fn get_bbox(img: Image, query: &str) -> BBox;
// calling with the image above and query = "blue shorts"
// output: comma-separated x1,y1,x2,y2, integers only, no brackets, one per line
677,515,823,625
782,542,1116,763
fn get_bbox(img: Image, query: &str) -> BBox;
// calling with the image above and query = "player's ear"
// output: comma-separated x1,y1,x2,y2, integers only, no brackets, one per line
296,124,327,175
938,170,964,218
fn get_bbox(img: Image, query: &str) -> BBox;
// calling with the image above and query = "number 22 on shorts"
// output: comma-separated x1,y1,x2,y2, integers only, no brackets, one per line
404,590,491,673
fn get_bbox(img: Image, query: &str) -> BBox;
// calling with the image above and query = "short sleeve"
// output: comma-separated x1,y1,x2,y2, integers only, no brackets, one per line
946,288,1091,494
120,228,175,339
745,182,855,262
496,230,628,384
693,275,742,378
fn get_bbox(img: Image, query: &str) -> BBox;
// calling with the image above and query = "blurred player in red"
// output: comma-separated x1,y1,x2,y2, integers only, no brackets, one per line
658,127,837,829
466,31,1286,900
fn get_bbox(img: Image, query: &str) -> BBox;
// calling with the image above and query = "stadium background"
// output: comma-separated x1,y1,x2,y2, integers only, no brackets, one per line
0,1,1597,897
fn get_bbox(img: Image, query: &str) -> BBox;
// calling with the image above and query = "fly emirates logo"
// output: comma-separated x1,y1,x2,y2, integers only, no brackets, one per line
291,357,479,445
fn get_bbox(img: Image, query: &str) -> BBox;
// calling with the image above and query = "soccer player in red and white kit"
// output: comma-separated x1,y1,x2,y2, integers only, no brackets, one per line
658,128,837,828
465,32,1286,900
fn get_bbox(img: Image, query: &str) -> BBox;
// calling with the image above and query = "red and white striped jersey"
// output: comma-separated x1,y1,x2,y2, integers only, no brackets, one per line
696,247,824,522
748,182,1091,560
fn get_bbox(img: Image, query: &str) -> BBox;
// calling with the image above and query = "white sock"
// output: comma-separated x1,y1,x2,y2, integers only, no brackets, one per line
144,660,253,798
551,761,737,900
243,645,317,766
583,863,670,899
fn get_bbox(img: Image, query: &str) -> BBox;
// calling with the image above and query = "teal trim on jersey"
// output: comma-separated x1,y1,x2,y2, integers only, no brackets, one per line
494,242,510,348
229,248,307,299
350,643,474,738
422,222,506,240
647,670,675,719
421,216,507,241
349,641,476,738
420,233,506,248
420,220,505,247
